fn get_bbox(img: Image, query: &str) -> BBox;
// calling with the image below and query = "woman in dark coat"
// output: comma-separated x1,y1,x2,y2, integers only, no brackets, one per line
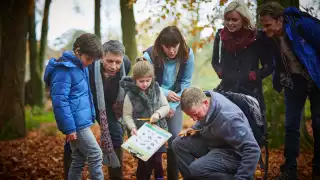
212,0,273,113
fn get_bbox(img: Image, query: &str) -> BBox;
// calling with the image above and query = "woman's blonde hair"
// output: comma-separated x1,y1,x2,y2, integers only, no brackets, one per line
224,0,255,30
132,57,155,80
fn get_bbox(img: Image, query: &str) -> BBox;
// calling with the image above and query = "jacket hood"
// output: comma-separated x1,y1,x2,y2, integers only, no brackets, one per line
203,90,221,125
120,76,140,93
284,7,300,15
43,51,78,86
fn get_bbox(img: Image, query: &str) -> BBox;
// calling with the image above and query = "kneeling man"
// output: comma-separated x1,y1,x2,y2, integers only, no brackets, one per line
172,87,260,180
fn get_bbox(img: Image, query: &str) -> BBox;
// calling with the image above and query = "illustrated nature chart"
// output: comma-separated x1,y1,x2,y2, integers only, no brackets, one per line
121,123,172,161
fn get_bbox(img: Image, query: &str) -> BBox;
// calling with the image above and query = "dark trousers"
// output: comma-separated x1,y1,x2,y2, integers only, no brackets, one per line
283,74,320,172
108,147,124,180
136,152,164,180
64,142,72,180
64,142,124,180
172,136,242,180
166,105,183,180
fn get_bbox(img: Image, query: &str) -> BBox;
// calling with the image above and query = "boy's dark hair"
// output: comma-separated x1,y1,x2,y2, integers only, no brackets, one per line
258,2,285,19
73,33,102,59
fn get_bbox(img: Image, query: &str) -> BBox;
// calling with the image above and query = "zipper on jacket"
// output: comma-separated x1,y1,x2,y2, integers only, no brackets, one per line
234,53,240,73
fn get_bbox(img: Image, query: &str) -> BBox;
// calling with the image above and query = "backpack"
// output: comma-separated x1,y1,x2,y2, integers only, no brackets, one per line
215,89,269,180
217,90,265,144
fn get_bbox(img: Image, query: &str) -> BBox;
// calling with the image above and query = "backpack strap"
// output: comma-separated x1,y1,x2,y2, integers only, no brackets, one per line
143,46,164,86
218,31,223,64
119,60,126,78
215,29,223,64
172,57,187,93
170,48,189,93
143,46,154,59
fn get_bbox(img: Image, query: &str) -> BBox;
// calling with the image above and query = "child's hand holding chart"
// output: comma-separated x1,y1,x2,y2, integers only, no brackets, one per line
121,122,172,161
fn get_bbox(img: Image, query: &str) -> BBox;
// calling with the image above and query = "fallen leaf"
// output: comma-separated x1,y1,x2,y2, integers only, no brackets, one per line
0,123,314,179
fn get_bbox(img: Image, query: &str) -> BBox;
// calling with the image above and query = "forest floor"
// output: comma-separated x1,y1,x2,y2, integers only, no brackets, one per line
0,119,314,180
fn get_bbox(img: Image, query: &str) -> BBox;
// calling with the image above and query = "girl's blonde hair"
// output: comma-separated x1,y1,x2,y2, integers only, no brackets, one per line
224,0,255,30
132,57,155,80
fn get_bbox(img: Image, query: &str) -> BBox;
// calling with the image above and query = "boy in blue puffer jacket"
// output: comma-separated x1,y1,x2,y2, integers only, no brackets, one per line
44,33,103,180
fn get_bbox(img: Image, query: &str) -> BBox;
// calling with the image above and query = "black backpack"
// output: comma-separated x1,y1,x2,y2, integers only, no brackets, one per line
215,89,269,180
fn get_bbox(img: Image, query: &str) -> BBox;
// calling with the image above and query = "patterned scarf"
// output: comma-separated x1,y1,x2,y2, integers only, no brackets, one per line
94,60,126,168
220,27,257,53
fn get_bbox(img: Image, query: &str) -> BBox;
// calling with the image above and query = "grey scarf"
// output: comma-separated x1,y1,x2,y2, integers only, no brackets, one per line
94,60,126,168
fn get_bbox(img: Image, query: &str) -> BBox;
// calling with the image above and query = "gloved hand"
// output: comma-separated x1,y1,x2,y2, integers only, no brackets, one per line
178,128,200,137
217,70,222,79
248,71,257,81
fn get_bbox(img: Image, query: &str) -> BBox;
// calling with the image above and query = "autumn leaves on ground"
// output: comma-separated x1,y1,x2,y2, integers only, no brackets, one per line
0,120,314,180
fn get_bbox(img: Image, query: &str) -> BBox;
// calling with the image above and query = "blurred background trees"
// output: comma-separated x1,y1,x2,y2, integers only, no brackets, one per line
0,0,318,152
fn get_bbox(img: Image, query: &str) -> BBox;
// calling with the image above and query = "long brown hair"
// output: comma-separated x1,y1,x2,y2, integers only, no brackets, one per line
152,26,189,67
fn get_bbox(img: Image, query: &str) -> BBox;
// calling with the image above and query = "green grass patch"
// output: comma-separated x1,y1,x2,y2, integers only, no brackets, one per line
25,107,55,130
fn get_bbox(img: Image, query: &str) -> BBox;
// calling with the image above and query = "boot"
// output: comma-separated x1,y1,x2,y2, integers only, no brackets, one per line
313,164,320,180
63,142,72,180
275,164,298,180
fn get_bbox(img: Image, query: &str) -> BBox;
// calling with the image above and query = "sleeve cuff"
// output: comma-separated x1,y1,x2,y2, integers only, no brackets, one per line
64,129,76,135
162,88,169,97
191,122,201,130
169,102,179,111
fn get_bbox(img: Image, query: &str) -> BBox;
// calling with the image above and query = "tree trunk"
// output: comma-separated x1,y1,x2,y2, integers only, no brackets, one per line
120,0,137,63
0,6,1,59
39,0,51,73
95,0,101,39
0,0,29,140
27,0,43,107
35,0,51,108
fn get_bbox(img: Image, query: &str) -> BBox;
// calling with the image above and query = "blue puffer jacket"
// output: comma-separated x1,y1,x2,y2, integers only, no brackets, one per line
272,7,320,92
44,51,96,134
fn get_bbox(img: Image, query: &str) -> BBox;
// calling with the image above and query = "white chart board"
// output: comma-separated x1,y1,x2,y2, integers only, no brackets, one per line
121,123,172,161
